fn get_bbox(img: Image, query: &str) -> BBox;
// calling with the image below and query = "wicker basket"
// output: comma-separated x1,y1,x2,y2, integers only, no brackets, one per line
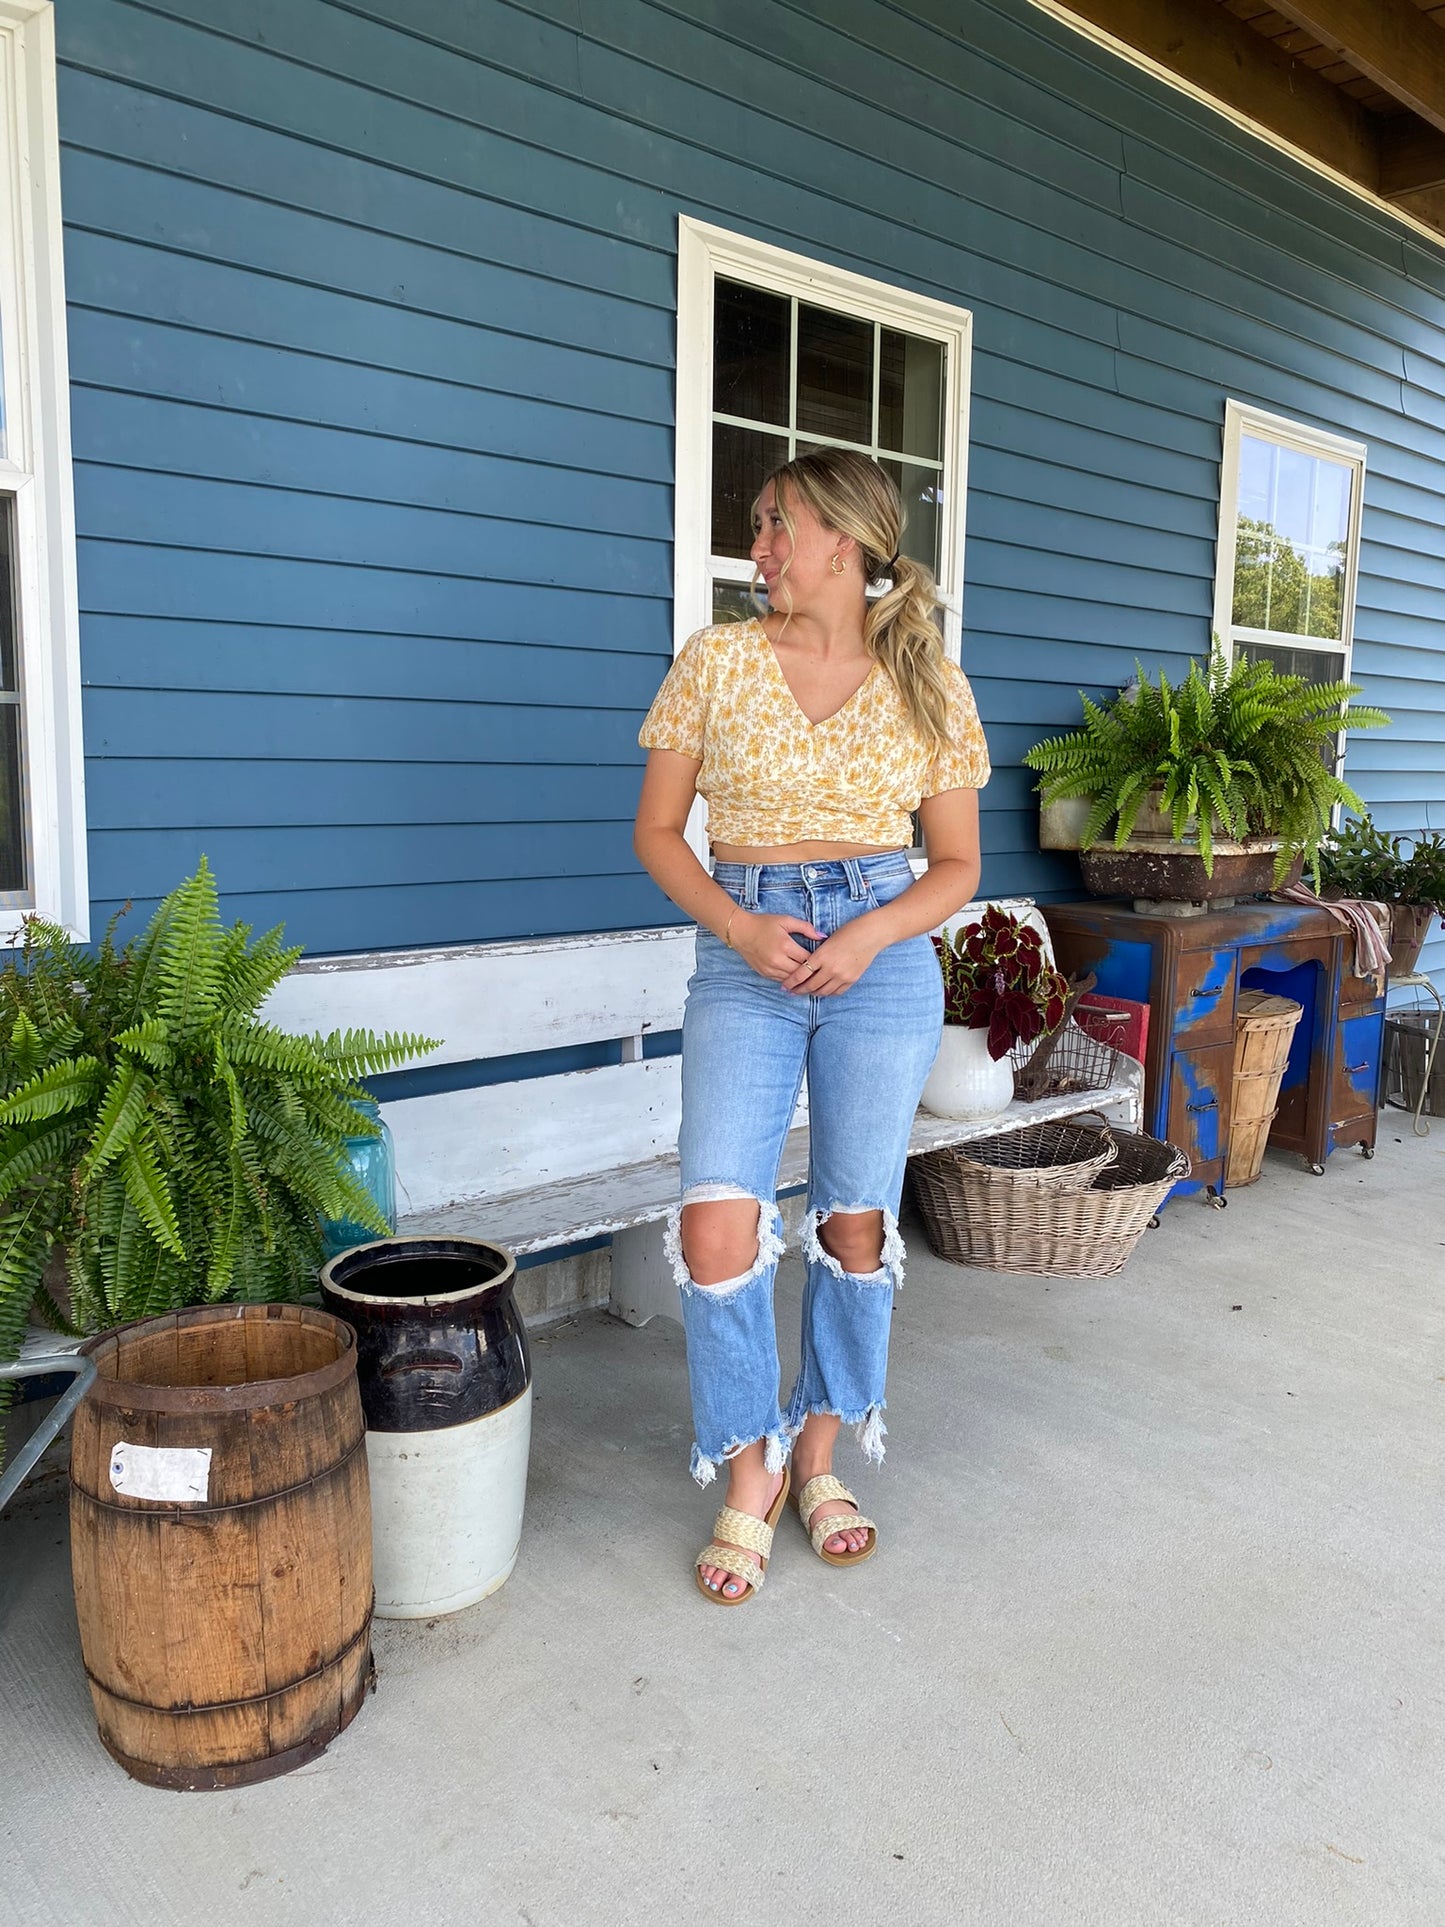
1226,991,1302,1189
946,1118,1117,1189
908,1130,1190,1278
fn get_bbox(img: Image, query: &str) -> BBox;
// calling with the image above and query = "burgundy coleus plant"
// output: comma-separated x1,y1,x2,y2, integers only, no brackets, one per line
931,905,1069,1061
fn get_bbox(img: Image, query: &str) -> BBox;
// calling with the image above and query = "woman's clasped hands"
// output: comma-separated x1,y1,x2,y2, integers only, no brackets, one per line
728,911,885,997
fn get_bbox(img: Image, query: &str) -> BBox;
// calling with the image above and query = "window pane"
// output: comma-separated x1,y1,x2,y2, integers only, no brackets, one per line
0,499,21,893
796,304,872,443
712,579,763,625
713,280,790,426
1233,434,1351,643
1238,638,1345,685
712,423,788,559
0,498,14,691
883,459,943,576
0,704,24,891
879,330,943,459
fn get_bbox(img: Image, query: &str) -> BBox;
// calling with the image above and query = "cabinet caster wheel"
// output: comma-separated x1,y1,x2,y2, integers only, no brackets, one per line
1309,1162,1326,1177
1206,1189,1228,1210
1361,1145,1376,1159
1147,1214,1161,1230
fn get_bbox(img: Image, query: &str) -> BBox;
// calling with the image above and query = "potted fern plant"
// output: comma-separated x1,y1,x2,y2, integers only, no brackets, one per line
0,859,437,1367
1025,646,1388,909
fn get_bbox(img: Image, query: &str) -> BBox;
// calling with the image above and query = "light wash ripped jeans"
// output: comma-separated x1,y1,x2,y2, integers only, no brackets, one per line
664,851,944,1486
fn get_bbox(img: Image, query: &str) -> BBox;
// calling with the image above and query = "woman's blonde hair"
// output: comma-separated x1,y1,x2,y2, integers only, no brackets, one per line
757,448,951,755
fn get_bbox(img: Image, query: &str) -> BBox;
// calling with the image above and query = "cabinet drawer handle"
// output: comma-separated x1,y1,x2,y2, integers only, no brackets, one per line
1197,981,1228,997
1186,1098,1218,1112
1345,1061,1369,1075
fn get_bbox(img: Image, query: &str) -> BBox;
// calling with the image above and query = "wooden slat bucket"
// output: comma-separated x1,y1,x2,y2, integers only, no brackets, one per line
69,1304,373,1791
1226,991,1304,1189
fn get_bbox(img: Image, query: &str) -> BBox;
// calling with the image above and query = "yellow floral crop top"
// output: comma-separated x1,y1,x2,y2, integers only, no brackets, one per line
638,618,990,848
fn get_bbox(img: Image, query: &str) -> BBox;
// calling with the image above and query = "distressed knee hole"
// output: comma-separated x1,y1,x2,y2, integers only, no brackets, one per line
804,1205,906,1289
665,1188,784,1295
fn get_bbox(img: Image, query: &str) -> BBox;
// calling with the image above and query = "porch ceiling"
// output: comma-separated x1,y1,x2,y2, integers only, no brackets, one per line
1054,0,1445,238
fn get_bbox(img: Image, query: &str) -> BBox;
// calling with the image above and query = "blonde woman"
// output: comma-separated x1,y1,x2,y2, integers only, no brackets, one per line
633,449,990,1604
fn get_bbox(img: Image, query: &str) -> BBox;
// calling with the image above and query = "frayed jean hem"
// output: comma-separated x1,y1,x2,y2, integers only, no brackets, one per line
785,1398,889,1466
689,1428,790,1488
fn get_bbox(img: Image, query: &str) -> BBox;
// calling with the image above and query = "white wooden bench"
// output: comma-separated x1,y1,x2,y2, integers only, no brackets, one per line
265,898,1141,1327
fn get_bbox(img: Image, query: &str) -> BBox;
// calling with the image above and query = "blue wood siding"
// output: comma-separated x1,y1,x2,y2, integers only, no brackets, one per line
56,0,1445,977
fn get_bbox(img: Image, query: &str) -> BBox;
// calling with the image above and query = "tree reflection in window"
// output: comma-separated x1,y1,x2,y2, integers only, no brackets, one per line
1232,516,1345,642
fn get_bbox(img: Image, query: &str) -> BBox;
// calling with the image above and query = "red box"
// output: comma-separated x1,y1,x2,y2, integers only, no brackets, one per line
1074,992,1149,1064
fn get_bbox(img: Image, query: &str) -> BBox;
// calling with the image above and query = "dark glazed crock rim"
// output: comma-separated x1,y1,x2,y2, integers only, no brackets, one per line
319,1235,518,1309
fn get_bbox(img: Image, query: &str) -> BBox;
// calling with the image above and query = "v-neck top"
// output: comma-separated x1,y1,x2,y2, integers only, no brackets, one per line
638,619,990,848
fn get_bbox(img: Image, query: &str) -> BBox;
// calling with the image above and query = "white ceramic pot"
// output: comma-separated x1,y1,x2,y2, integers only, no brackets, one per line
921,1022,1015,1120
365,1385,533,1618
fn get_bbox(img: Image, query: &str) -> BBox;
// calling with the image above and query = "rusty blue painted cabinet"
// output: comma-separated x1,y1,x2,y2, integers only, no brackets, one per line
1042,901,1384,1208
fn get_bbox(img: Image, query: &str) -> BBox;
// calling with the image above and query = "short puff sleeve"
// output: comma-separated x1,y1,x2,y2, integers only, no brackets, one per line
638,632,709,760
923,661,991,796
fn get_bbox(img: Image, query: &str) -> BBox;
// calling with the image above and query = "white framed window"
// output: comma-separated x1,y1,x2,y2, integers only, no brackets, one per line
1213,400,1366,692
0,0,86,942
675,217,973,657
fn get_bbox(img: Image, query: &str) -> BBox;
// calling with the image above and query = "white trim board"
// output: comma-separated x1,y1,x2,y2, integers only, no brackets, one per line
0,0,86,942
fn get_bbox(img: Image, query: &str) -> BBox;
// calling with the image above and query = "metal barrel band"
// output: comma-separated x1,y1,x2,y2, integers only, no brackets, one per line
85,1598,375,1717
73,1427,368,1520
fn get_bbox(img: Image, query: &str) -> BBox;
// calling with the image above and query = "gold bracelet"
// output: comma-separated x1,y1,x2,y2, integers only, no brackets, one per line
724,907,740,949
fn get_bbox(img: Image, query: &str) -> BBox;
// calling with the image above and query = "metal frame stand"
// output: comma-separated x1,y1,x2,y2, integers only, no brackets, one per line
1388,971,1444,1138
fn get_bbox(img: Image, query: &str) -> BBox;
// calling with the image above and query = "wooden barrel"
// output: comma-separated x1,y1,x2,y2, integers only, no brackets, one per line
1227,992,1304,1189
69,1303,373,1790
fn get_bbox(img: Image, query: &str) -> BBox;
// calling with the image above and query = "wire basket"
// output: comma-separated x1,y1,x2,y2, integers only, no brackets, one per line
908,1130,1191,1278
947,1119,1118,1190
1010,1019,1129,1105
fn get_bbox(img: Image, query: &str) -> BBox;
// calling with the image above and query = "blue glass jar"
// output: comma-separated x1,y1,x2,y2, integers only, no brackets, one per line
321,1098,398,1260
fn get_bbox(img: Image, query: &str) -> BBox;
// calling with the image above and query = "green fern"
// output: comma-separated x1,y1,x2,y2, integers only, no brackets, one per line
0,859,439,1366
1025,643,1389,878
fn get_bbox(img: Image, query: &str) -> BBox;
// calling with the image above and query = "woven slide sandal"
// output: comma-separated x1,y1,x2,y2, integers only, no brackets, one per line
694,1467,791,1606
792,1473,877,1567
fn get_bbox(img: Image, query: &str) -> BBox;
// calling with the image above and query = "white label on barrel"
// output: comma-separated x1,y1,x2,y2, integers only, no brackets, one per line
108,1441,212,1503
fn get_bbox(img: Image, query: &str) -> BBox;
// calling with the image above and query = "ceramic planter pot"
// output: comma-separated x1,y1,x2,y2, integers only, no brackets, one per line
1389,902,1439,978
1078,837,1288,910
921,1023,1015,1120
1039,796,1093,850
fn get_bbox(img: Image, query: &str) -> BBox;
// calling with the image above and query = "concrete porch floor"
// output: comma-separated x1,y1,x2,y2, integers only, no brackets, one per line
3,1125,1443,1927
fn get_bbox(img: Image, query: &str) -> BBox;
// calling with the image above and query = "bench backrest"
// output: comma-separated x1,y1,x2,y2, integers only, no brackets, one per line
265,898,1050,1215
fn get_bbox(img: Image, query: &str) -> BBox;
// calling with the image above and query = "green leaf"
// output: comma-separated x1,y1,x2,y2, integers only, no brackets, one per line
121,1134,187,1261
0,1057,105,1126
0,1120,80,1202
156,857,224,1035
83,1060,153,1178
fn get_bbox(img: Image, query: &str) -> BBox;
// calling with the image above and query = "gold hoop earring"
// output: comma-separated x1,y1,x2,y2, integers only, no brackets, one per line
830,553,844,576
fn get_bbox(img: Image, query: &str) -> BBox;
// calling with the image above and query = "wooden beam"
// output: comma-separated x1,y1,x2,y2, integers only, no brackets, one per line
1389,183,1445,232
1378,116,1445,197
1269,1,1445,138
1055,0,1379,187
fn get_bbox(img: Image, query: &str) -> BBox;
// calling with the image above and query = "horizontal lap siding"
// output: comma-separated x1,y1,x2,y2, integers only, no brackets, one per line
56,0,1445,976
